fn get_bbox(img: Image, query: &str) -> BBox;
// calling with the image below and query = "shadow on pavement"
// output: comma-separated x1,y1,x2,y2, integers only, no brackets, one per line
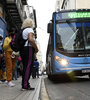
44,75,90,84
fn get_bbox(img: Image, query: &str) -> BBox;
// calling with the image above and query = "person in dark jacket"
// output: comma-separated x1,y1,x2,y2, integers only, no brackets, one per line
34,59,39,78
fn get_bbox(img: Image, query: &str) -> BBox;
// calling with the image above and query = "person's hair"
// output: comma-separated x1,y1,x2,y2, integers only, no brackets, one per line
8,28,15,37
21,18,34,29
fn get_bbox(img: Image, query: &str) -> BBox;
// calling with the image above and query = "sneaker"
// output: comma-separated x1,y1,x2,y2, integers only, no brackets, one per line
1,80,8,84
21,88,27,91
28,85,35,90
21,87,35,91
3,80,8,84
28,87,35,90
7,81,15,87
0,81,2,84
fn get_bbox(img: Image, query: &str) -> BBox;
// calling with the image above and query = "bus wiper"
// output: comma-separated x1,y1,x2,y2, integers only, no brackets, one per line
64,20,79,48
66,20,76,32
64,29,79,48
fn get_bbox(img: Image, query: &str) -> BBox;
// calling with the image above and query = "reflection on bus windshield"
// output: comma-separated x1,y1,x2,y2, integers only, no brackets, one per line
56,22,90,52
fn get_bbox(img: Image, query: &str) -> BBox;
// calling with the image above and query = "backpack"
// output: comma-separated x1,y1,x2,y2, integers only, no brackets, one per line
10,29,27,52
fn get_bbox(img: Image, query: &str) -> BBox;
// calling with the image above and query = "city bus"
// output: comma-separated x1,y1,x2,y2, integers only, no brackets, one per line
46,9,90,79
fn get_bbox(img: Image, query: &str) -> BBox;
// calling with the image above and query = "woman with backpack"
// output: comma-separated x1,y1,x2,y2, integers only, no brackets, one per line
20,18,38,90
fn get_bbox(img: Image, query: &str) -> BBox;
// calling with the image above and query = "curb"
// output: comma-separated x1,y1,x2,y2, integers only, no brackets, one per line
31,77,42,100
39,77,50,100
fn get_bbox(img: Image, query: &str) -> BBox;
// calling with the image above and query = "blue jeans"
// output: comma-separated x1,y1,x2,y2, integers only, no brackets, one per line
13,64,17,80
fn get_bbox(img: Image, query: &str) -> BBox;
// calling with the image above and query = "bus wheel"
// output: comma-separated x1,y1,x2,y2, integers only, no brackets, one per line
48,75,52,80
48,75,51,79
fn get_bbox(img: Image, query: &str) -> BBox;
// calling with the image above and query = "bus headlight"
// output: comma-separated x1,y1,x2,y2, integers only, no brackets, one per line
55,56,68,66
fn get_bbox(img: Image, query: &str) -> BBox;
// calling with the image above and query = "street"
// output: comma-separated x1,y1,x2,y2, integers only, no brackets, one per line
0,75,90,100
44,75,90,100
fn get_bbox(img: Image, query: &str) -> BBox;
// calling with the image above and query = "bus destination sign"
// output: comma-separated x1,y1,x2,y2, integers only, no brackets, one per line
56,12,90,20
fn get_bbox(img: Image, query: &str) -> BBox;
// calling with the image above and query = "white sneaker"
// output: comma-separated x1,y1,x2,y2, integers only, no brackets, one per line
0,81,2,84
7,81,15,87
3,80,8,84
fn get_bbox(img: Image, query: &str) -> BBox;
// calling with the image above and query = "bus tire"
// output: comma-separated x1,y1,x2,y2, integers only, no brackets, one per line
48,74,52,80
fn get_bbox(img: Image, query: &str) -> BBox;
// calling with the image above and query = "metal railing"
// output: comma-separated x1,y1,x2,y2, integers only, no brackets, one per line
7,0,23,21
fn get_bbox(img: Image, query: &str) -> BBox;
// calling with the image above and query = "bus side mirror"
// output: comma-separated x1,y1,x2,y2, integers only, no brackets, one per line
47,23,52,33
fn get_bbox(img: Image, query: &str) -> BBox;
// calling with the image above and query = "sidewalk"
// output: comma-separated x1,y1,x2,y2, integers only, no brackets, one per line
0,76,41,100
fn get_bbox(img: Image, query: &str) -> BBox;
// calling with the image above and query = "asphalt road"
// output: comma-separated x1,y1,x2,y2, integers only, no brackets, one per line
44,75,90,100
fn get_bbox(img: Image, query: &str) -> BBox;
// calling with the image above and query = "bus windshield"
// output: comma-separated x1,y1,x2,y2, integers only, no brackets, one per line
56,21,90,56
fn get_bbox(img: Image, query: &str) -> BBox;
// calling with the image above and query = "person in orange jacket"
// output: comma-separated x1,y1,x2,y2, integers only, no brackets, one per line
3,28,17,87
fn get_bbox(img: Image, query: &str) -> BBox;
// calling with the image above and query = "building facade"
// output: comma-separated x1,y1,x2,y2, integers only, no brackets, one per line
0,0,28,30
56,0,90,10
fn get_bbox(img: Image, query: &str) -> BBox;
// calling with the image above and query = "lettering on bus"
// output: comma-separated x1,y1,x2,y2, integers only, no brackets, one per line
56,12,90,20
68,12,90,18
